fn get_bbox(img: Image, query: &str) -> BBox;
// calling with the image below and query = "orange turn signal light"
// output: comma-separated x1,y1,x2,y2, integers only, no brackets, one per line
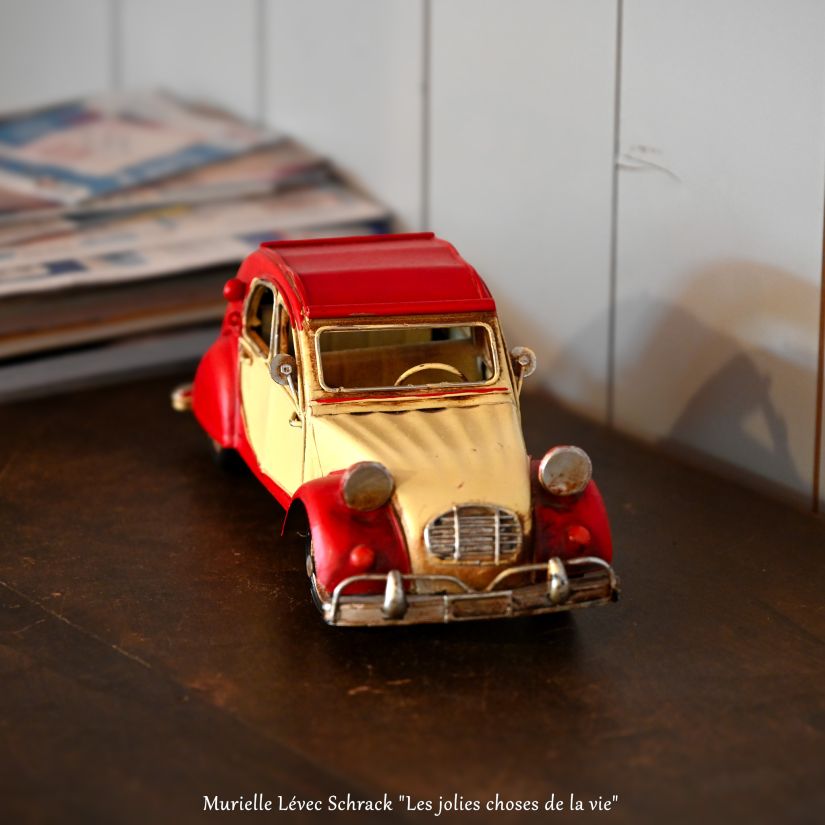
349,544,376,571
564,525,591,553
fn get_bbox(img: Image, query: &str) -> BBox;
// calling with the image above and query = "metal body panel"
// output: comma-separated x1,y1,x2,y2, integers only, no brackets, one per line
192,331,240,446
531,463,613,564
306,399,531,591
260,232,495,323
288,473,411,596
238,339,270,458
185,233,619,626
321,557,619,627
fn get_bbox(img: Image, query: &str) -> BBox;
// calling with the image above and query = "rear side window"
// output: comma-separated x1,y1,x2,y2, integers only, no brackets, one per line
246,284,276,357
276,299,296,358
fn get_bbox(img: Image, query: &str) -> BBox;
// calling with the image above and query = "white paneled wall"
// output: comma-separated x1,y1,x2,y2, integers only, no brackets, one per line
265,0,424,231
0,0,112,110
616,0,825,501
1,0,824,508
120,0,260,120
429,0,617,420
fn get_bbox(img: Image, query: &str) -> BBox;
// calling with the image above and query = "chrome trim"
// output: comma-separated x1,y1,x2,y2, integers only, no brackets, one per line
483,556,617,590
494,507,500,564
320,556,619,626
170,382,193,412
424,504,521,564
312,320,500,394
538,445,593,497
453,505,460,560
382,570,407,619
547,557,571,605
341,461,394,511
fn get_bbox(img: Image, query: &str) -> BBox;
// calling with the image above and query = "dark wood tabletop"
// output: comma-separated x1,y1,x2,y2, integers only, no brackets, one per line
1,372,823,824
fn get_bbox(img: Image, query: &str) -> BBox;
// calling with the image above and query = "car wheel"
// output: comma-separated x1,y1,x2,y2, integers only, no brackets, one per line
208,436,241,471
304,532,315,578
305,531,328,617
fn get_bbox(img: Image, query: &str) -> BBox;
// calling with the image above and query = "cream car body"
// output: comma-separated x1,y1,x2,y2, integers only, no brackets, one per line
301,317,531,591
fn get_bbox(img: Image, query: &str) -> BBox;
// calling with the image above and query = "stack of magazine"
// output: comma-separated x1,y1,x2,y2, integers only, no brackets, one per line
0,91,391,400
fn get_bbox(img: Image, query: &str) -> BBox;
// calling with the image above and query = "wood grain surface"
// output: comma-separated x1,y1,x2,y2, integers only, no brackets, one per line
1,373,823,823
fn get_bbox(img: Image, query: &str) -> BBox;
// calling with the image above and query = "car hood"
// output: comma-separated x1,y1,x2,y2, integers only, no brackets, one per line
308,399,532,586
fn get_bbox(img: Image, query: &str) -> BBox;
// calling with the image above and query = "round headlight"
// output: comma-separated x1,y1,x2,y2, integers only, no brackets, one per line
340,462,394,511
538,446,592,496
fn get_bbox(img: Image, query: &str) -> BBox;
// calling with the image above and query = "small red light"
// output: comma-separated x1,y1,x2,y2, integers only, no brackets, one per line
564,525,591,553
223,277,246,302
349,544,375,571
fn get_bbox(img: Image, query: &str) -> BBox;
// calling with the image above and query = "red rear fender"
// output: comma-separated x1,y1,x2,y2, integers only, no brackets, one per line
192,330,240,447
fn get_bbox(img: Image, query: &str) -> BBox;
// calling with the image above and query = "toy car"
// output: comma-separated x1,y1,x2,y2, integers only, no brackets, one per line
173,232,618,626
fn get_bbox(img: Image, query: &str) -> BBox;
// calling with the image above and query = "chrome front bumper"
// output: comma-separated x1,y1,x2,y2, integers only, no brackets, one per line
317,556,619,627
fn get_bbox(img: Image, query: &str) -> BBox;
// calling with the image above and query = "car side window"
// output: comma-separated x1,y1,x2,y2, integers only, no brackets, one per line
245,283,276,357
276,299,296,358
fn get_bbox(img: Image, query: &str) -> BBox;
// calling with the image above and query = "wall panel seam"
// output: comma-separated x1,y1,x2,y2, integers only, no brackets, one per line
606,0,623,426
813,189,825,512
420,0,432,231
109,0,123,90
256,0,268,125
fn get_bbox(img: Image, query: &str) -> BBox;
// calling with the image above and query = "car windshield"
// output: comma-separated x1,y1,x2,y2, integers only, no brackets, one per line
316,323,498,391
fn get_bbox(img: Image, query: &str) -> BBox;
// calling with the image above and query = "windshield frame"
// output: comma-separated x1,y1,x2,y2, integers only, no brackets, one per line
312,319,501,394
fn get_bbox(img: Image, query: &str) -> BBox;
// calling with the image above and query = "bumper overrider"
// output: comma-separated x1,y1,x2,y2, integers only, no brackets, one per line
314,556,619,627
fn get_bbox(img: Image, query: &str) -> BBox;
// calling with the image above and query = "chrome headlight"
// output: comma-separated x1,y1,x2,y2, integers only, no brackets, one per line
340,461,394,511
538,446,592,496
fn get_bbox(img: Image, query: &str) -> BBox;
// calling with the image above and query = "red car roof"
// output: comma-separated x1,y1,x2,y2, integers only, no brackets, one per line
252,232,495,324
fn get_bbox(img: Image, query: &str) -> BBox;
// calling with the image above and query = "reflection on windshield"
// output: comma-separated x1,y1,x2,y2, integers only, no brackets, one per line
317,324,497,391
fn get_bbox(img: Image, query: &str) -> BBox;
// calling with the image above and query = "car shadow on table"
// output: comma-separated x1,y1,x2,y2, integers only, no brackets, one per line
175,404,598,685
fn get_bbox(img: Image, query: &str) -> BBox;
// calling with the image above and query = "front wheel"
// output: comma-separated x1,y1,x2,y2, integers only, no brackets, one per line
304,531,330,618
304,532,315,578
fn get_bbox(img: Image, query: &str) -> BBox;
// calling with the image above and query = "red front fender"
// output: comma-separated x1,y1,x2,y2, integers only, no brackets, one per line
530,459,613,563
285,473,410,596
192,330,239,447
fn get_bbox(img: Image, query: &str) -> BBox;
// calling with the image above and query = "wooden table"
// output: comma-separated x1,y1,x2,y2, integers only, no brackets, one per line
1,373,823,823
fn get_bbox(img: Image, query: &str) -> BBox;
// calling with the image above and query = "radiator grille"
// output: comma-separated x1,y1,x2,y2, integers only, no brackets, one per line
424,505,521,564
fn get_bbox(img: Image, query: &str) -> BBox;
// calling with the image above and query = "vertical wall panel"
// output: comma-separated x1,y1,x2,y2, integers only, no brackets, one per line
821,309,825,511
0,0,111,111
615,0,825,501
264,0,424,231
429,0,618,420
121,0,259,119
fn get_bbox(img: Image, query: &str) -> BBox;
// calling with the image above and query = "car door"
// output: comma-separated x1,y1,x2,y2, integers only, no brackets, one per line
260,295,305,495
239,280,276,460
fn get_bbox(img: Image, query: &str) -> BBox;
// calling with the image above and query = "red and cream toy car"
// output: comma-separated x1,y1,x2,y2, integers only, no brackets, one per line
174,232,618,626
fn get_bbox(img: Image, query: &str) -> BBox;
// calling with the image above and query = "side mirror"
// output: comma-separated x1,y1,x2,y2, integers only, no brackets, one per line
269,353,297,386
270,353,300,413
509,346,537,394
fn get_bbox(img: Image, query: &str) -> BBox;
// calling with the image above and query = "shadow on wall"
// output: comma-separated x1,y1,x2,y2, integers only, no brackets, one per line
663,346,806,501
512,261,819,507
493,293,609,421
